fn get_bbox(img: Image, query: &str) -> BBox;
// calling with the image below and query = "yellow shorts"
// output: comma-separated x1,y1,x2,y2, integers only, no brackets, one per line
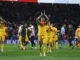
47,36,50,44
19,36,28,43
0,36,5,41
53,35,58,42
77,35,80,41
48,36,53,43
18,36,22,42
38,35,47,45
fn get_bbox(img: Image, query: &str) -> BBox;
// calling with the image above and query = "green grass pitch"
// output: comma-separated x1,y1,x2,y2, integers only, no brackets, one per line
0,44,80,60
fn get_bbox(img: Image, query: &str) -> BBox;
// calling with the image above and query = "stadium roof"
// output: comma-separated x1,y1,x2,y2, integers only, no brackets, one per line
0,0,80,4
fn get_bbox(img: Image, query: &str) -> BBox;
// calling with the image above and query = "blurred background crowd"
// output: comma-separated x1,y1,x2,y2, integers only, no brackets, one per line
0,2,80,39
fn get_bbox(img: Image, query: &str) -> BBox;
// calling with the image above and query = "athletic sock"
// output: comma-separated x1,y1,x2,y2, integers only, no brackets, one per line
1,43,4,49
52,42,54,49
56,42,58,49
61,42,63,48
50,47,52,53
40,46,42,53
47,45,49,52
20,44,23,48
1,41,4,49
78,43,80,47
44,46,46,55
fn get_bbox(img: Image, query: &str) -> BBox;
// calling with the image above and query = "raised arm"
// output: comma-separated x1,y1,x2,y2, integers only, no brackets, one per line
43,10,49,24
36,12,43,23
44,10,49,21
0,17,6,24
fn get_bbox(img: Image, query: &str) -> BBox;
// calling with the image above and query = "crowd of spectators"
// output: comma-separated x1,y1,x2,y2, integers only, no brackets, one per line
0,2,80,39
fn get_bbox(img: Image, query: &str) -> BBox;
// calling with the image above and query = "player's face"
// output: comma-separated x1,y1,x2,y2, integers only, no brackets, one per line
69,25,72,28
41,17,45,22
63,24,66,28
24,24,27,27
29,24,32,27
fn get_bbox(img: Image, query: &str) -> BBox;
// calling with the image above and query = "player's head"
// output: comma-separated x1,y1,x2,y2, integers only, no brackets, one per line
41,17,46,22
63,24,66,28
69,24,72,28
29,23,32,27
24,24,27,27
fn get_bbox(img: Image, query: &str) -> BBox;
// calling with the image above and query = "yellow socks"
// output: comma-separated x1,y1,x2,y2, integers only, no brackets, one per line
44,46,46,56
40,46,42,56
20,44,23,49
1,43,4,49
52,43,54,49
47,46,49,53
78,43,80,47
56,42,58,49
1,41,4,49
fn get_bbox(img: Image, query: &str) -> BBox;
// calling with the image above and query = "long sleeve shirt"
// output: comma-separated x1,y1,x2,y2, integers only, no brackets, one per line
68,28,74,38
61,27,65,35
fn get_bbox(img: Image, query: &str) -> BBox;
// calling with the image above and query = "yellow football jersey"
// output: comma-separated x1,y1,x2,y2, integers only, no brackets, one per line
38,25,48,36
47,26,54,37
0,24,6,36
52,27,58,41
76,28,80,38
47,26,54,43
2,24,6,36
52,27,57,36
25,28,29,42
38,22,48,44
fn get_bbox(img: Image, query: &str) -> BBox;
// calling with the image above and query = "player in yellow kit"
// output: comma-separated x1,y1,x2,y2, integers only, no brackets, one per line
47,22,53,53
0,17,6,52
36,11,49,56
21,24,29,50
76,25,80,48
51,24,58,49
18,24,23,49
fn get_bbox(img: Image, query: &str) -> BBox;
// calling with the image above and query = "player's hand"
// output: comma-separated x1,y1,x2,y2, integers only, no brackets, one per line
41,12,43,16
